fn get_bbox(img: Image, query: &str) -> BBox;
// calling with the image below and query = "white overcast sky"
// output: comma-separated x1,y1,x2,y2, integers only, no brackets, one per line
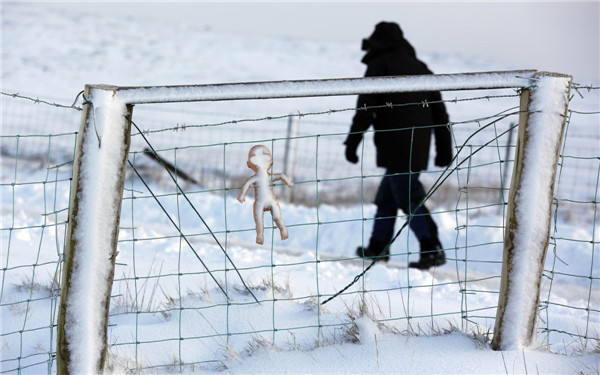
37,1,600,81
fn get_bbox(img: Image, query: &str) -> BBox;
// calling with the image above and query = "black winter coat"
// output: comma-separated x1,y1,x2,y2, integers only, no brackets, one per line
345,22,452,172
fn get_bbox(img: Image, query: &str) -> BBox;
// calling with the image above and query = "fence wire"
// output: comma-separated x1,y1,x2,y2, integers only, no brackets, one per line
1,85,598,373
1,131,77,373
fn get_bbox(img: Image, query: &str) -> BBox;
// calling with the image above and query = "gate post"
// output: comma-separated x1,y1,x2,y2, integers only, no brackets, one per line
492,73,572,350
57,85,133,373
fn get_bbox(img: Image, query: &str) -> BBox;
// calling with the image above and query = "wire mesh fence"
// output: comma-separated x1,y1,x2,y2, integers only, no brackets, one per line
542,85,600,350
1,131,77,373
1,84,598,373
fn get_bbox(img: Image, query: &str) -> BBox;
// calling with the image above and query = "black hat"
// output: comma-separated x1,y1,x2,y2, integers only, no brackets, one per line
362,22,415,56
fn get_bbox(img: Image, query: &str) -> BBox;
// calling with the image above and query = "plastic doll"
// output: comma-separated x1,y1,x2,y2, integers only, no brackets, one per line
238,145,293,244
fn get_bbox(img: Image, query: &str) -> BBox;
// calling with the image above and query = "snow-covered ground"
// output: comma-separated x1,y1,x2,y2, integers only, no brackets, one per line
2,3,599,374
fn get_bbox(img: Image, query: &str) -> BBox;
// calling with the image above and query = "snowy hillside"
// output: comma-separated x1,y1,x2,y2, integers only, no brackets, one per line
2,3,599,374
1,4,509,98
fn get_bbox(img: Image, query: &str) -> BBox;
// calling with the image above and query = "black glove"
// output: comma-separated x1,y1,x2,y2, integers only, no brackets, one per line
435,152,452,168
344,133,362,164
345,146,359,164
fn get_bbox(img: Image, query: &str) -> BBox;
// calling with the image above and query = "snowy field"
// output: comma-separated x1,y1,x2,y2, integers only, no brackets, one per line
2,3,599,374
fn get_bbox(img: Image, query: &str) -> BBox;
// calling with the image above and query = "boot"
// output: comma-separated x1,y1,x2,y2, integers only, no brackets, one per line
356,238,390,262
409,238,446,270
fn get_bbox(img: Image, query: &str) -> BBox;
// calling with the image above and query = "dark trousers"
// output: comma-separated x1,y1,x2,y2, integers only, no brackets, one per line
371,171,437,244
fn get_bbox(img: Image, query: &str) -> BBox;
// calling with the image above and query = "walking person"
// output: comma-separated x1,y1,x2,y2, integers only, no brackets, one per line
345,22,453,269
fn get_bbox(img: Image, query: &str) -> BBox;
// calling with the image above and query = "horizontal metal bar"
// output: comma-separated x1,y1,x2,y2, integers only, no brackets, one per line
88,70,539,105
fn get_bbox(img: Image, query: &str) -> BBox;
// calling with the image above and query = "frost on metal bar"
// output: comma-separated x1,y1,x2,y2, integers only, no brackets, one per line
492,72,573,350
57,86,133,374
110,70,536,104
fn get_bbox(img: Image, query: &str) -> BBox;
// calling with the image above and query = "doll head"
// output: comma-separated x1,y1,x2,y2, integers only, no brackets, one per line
247,145,273,172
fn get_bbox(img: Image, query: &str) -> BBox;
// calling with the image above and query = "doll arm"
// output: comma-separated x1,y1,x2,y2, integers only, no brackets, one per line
272,173,294,188
238,176,257,203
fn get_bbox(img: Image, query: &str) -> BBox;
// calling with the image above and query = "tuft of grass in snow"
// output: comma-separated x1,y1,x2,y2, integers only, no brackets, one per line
233,276,293,299
8,301,30,315
303,296,329,314
575,362,600,375
545,324,600,356
8,274,58,315
162,355,209,373
469,325,494,349
579,327,600,355
341,293,497,352
104,346,136,375
340,295,400,344
243,335,272,357
185,278,212,302
111,256,174,319
572,328,600,356
11,274,56,297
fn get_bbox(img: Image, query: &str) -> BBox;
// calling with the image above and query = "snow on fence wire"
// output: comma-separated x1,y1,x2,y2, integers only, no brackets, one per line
0,73,598,373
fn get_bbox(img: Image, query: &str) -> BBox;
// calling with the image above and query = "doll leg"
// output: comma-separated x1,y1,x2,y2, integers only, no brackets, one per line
271,202,288,240
254,202,265,245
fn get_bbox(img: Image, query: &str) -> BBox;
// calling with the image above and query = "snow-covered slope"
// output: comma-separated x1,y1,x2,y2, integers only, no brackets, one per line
2,3,512,100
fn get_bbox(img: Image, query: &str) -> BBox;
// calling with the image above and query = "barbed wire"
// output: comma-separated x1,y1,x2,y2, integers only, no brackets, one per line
571,83,600,90
1,83,596,117
1,91,84,111
2,84,597,137
1,89,520,132
131,93,522,136
571,83,600,100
